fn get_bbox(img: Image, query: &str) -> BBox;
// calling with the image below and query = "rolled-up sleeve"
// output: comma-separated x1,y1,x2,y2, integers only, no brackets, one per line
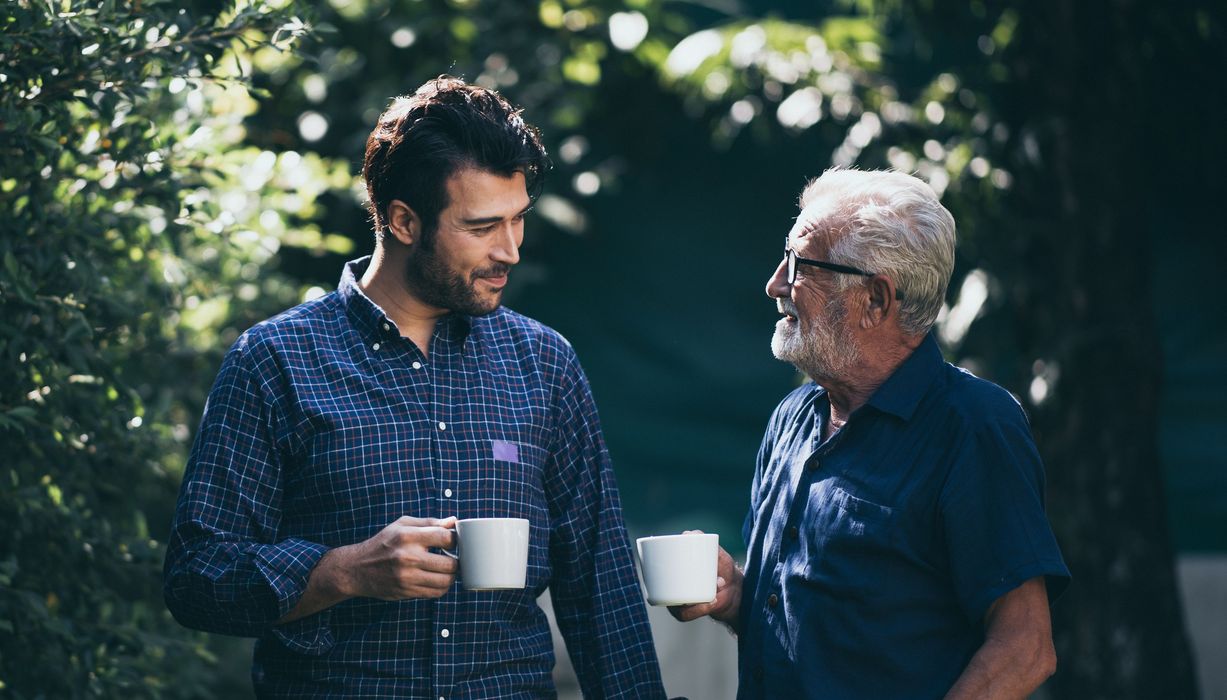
163,341,333,654
542,347,666,699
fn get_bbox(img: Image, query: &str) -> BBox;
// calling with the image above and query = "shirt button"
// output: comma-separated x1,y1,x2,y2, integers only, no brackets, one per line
767,593,779,608
807,459,820,472
412,361,423,370
440,629,450,638
786,526,799,540
371,342,380,351
444,488,453,498
438,421,447,431
382,323,391,332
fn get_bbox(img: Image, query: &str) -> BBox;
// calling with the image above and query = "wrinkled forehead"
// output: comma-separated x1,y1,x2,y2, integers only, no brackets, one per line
787,193,848,253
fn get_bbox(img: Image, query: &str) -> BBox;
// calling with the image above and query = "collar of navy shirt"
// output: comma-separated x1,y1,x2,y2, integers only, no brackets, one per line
813,332,946,425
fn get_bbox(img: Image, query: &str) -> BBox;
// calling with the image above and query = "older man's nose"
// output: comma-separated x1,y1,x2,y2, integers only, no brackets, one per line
766,257,790,299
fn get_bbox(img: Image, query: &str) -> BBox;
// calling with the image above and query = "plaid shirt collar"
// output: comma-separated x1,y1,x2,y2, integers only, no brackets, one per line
337,255,474,350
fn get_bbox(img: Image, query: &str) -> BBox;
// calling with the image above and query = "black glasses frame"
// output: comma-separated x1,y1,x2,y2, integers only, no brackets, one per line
785,243,904,300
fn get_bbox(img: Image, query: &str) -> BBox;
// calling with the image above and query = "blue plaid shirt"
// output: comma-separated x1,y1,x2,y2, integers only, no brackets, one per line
164,258,665,699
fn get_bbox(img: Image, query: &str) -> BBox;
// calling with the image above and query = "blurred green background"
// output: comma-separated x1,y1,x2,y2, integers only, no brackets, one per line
2,0,1224,698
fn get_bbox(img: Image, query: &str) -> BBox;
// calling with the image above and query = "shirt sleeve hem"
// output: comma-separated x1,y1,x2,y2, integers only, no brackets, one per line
963,558,1071,625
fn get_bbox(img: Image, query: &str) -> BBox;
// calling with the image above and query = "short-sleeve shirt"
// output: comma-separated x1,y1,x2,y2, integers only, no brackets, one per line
737,334,1070,699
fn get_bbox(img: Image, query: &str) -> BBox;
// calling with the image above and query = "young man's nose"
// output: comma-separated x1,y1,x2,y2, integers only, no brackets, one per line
492,224,521,265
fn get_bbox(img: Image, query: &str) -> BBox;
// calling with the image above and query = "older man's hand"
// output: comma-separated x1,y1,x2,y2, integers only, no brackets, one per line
668,531,743,634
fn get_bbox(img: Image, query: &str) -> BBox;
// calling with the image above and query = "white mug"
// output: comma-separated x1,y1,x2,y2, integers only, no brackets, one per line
635,532,719,606
452,517,530,590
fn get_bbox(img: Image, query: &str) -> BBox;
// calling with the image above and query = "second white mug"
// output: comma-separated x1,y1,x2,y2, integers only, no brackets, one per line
636,532,719,606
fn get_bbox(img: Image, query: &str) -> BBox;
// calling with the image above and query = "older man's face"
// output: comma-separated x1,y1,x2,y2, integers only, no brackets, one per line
767,199,862,380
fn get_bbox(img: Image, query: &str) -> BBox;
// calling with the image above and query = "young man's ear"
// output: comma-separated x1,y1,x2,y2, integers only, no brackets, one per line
385,199,421,246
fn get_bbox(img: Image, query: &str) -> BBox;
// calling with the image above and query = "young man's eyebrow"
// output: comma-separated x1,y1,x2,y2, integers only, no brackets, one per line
461,204,534,225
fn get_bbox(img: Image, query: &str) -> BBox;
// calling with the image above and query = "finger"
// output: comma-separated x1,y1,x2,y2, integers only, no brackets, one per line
395,515,436,528
672,602,713,622
418,551,460,574
682,529,705,535
405,571,456,596
416,526,458,549
432,516,458,528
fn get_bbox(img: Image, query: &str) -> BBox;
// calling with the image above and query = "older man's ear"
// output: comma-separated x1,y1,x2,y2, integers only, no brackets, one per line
860,275,900,329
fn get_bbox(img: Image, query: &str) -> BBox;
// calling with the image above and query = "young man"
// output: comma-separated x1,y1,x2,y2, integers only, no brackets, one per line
164,77,665,699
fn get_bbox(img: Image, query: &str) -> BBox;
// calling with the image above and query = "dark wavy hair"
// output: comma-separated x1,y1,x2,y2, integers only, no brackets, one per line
362,76,550,244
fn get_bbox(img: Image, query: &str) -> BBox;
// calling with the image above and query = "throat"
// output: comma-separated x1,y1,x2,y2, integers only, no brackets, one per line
823,411,847,441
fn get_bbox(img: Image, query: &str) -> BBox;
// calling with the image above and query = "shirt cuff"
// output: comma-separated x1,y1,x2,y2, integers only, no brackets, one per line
270,609,335,656
256,538,336,655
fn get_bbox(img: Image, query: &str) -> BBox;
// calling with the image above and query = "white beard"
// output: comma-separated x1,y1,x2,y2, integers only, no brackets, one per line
771,296,861,380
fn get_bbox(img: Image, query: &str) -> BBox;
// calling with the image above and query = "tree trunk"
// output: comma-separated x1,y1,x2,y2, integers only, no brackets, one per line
1010,0,1200,697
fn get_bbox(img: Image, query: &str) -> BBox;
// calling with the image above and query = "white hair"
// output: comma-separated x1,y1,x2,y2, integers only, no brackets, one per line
799,169,956,336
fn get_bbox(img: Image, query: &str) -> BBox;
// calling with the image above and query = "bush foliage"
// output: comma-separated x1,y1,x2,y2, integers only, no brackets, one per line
0,2,336,695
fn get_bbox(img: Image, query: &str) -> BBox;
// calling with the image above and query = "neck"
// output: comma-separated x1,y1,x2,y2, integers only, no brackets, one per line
359,243,446,355
817,332,924,426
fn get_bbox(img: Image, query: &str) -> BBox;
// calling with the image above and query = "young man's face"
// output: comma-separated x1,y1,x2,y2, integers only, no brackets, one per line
405,168,532,316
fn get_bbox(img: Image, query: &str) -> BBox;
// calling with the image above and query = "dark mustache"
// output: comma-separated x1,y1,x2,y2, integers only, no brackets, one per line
473,263,511,280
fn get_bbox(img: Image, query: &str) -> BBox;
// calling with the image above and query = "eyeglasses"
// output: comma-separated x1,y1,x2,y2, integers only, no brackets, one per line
784,242,904,300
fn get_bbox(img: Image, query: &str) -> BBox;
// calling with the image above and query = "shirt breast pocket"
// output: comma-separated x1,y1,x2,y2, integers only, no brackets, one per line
477,440,549,518
800,483,895,589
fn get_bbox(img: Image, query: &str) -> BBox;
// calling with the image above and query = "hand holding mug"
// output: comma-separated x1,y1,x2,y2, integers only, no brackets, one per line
666,530,744,632
338,515,459,600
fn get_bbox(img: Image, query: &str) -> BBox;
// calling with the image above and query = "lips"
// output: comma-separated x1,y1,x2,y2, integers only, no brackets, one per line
777,299,798,321
474,264,511,289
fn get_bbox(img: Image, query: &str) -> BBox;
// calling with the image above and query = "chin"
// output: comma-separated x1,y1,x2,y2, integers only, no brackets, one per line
771,328,800,364
472,296,503,317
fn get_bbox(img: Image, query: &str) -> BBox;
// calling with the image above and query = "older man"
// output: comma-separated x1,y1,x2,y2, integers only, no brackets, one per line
673,169,1069,699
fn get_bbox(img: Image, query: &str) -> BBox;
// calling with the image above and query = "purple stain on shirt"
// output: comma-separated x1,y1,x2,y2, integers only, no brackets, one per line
492,440,519,463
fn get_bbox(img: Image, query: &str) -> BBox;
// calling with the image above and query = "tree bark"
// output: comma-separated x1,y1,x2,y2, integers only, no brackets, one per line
1006,0,1201,697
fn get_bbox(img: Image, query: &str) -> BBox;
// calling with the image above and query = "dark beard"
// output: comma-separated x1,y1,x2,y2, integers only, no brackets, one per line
405,241,509,317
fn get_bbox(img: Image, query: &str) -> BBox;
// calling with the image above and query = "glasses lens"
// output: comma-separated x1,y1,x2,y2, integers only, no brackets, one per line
787,249,796,284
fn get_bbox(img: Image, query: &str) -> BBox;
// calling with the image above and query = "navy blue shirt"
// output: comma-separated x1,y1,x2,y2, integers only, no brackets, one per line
737,334,1069,699
164,258,665,699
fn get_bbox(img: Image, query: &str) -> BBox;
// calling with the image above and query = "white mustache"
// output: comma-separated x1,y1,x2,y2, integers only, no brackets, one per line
777,299,799,317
